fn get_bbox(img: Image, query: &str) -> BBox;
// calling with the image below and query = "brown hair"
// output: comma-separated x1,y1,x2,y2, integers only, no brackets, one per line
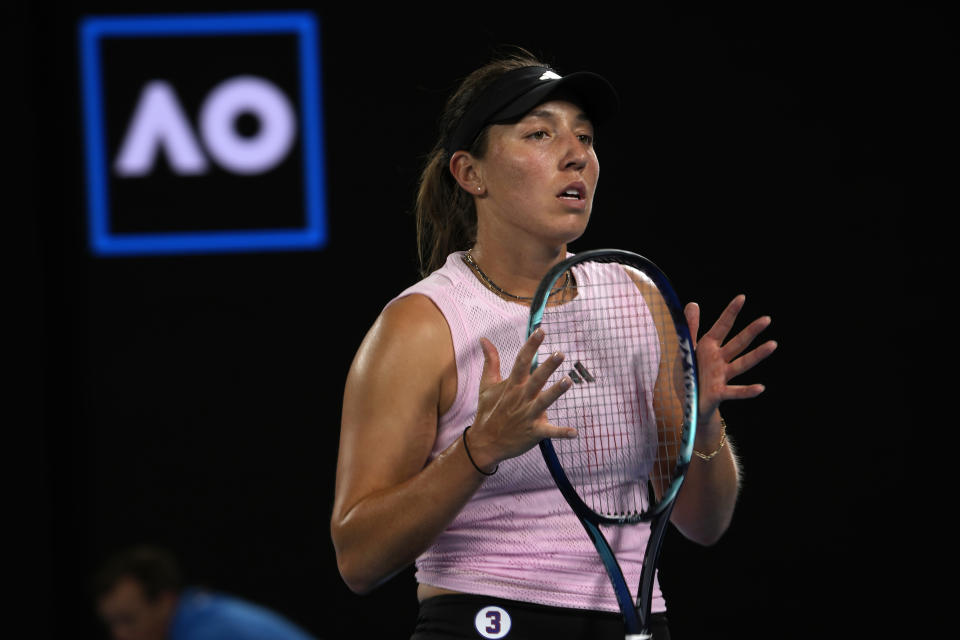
415,49,547,277
91,545,184,601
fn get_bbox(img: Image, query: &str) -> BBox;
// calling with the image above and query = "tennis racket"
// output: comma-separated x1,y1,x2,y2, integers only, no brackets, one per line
527,249,697,640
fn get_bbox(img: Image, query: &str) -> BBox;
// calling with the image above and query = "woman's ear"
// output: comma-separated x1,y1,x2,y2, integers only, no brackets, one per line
449,151,485,196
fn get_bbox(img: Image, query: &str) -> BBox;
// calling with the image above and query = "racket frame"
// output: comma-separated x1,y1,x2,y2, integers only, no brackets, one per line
526,249,698,636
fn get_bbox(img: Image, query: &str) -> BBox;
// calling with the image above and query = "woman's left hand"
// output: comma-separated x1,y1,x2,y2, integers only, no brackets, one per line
684,294,777,423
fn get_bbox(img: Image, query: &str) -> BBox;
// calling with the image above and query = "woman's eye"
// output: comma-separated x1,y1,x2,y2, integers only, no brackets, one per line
529,130,549,140
578,134,594,146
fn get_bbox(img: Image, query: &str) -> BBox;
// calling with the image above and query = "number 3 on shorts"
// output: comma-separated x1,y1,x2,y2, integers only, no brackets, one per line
474,606,512,638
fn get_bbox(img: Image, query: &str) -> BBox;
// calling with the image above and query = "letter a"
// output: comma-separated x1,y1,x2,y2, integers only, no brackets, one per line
114,81,209,176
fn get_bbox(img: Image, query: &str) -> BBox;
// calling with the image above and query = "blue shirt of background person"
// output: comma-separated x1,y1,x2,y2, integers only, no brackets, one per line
168,588,316,640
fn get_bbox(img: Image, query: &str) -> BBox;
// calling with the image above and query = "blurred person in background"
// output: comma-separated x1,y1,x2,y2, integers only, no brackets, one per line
93,545,317,640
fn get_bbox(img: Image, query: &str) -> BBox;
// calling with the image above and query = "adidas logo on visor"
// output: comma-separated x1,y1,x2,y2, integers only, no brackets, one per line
539,71,562,80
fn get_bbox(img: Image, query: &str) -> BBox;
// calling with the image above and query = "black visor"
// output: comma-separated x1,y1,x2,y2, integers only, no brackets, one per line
445,65,619,156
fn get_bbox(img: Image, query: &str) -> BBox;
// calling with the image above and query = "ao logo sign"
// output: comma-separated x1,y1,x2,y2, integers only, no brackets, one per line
116,76,296,177
79,13,327,256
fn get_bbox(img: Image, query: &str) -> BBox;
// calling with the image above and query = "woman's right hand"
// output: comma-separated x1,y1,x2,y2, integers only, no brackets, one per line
332,299,576,594
464,329,578,473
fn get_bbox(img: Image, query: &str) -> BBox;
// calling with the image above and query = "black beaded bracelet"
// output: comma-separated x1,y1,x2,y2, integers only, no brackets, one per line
462,425,497,476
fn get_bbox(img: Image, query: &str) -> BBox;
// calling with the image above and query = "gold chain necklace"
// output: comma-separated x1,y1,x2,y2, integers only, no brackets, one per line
462,250,570,302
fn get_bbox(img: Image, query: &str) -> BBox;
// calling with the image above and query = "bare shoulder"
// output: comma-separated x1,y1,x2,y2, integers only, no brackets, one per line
373,293,451,347
620,263,657,295
619,264,666,314
350,293,454,387
336,293,457,494
619,264,677,358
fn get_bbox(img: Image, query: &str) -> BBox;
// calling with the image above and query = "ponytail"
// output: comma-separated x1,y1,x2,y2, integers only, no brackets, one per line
414,146,476,278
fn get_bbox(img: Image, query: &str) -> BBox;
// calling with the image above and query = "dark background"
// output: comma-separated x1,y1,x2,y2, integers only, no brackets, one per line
14,2,946,638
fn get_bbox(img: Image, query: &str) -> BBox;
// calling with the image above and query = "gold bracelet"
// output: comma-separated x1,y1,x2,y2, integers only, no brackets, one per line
693,418,727,461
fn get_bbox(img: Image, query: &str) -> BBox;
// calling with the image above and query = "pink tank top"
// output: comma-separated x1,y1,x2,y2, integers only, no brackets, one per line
387,252,666,614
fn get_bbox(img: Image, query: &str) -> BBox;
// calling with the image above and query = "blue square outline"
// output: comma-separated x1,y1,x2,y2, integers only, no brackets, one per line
78,12,327,256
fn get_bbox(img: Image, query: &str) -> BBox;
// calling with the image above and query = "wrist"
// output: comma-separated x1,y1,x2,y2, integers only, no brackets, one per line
693,417,727,461
462,425,498,476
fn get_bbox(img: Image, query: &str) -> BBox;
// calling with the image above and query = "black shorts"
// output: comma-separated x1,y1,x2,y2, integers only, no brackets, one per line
411,594,670,640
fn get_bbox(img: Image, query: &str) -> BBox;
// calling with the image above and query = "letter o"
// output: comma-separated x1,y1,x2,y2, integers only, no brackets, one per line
199,76,297,175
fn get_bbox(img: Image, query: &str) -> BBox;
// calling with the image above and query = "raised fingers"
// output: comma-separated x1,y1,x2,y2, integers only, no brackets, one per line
720,382,767,401
508,328,570,390
508,331,575,433
478,337,503,390
684,302,701,347
727,339,778,379
531,370,572,412
720,314,773,360
508,328,545,381
703,294,746,344
525,349,567,397
535,380,578,439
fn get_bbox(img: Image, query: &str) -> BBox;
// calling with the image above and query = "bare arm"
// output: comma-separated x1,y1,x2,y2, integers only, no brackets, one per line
626,267,774,546
670,295,776,545
330,295,574,594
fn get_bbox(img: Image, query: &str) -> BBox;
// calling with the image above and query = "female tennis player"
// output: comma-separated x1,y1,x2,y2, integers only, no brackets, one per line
331,50,776,640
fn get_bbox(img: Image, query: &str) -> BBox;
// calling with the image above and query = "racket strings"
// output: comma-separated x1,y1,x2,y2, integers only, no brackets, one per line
537,275,690,519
